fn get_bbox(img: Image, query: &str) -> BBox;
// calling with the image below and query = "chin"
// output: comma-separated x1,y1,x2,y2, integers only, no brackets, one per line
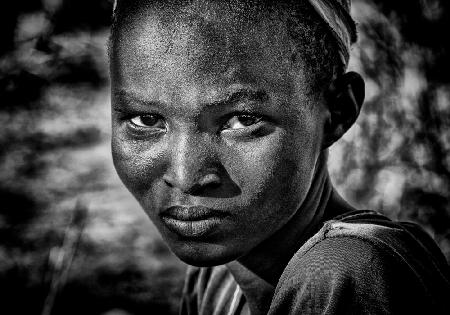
169,240,242,267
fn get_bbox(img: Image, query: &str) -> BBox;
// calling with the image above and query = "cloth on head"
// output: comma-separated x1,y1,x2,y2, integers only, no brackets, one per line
306,0,357,66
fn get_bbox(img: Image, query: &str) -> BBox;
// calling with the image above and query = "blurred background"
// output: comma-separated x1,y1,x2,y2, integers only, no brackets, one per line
0,0,448,314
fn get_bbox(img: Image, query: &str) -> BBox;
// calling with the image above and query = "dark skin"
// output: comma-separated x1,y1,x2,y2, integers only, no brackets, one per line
110,2,364,314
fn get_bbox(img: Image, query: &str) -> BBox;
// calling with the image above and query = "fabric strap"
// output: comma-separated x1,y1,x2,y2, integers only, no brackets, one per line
307,0,357,66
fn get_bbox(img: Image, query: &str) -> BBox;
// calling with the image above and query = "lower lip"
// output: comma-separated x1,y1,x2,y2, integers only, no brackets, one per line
161,216,223,238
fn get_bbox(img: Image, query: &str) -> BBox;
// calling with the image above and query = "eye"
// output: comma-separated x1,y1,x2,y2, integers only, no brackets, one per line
223,114,263,130
129,114,166,129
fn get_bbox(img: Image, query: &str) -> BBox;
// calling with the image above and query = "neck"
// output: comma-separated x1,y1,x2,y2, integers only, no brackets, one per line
226,153,354,314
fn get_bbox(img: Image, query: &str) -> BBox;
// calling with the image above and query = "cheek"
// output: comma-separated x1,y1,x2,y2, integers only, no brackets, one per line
111,132,166,205
225,127,319,213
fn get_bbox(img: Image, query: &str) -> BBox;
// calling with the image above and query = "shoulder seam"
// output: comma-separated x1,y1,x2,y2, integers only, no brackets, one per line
282,231,431,298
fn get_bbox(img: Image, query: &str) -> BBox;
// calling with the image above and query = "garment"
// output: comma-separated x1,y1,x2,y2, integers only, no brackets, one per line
306,0,357,65
179,210,450,315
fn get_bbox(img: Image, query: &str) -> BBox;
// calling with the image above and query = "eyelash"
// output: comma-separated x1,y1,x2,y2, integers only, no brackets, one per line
129,114,165,129
221,113,265,130
123,112,267,132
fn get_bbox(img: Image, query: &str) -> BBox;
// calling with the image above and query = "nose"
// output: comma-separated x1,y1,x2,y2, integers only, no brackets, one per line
163,133,222,195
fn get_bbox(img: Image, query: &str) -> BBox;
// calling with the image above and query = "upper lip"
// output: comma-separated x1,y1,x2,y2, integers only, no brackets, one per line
161,206,227,221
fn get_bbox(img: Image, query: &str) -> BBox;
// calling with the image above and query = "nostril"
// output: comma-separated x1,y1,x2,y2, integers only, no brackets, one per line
163,172,222,193
164,177,174,188
198,173,221,187
186,173,222,195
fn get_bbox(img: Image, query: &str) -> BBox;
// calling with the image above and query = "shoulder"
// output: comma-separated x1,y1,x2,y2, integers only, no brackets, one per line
270,210,450,315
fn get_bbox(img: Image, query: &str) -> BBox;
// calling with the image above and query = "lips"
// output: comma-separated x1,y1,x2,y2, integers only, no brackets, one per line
160,206,228,238
162,205,226,221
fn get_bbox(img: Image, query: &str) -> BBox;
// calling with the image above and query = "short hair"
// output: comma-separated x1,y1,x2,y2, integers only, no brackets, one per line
109,0,355,93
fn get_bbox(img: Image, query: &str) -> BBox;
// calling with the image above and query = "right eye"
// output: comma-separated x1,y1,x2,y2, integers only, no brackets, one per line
129,114,166,130
222,114,263,130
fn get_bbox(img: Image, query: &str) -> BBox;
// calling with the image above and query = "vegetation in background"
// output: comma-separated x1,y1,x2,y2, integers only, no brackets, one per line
331,0,450,259
0,1,185,314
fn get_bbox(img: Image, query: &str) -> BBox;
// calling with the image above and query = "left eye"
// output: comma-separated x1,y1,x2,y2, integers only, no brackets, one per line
129,114,166,129
223,115,262,130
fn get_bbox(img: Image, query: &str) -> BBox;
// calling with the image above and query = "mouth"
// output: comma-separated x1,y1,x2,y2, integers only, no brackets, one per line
160,206,228,238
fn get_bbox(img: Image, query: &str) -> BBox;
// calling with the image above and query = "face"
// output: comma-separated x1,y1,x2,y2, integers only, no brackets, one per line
110,2,327,266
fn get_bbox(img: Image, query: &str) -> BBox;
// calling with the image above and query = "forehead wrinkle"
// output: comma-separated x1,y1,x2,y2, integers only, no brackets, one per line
112,1,315,111
115,84,274,124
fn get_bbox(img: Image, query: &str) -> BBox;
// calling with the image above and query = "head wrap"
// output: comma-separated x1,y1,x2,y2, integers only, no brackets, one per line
112,0,357,65
306,0,357,66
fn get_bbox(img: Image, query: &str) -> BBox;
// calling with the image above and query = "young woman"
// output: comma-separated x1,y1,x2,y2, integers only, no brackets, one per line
109,1,450,314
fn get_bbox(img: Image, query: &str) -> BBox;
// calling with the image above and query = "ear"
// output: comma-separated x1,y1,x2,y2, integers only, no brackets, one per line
322,71,365,149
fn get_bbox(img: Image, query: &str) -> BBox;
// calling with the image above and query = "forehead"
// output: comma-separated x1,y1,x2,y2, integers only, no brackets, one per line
110,1,313,104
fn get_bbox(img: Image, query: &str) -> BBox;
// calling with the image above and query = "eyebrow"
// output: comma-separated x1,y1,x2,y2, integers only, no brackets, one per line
113,90,163,110
113,88,269,111
209,89,269,108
